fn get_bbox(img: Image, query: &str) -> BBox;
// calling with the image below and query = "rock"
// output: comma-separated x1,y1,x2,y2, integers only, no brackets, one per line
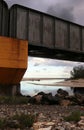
38,126,52,130
29,97,36,104
29,92,60,105
38,113,46,122
42,93,60,105
70,124,76,129
41,93,52,105
55,126,65,130
66,95,78,105
59,100,71,106
37,92,45,96
46,122,55,126
74,93,84,105
33,121,55,130
80,116,84,120
56,89,69,99
78,120,84,126
63,122,72,130
34,95,43,104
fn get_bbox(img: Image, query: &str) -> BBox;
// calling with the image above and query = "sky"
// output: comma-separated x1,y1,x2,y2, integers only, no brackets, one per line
5,0,84,25
24,56,84,79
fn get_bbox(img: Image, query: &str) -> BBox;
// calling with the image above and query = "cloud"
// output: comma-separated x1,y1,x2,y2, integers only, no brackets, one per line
28,56,84,68
5,0,56,10
47,3,74,21
47,0,84,23
29,57,47,66
34,63,40,67
5,0,84,25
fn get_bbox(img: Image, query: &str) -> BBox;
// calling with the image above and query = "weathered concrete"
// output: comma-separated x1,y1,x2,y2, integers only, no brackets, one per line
0,84,21,96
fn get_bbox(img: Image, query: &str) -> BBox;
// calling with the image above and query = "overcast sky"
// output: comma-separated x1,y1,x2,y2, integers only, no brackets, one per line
4,0,84,78
23,57,84,78
5,0,84,25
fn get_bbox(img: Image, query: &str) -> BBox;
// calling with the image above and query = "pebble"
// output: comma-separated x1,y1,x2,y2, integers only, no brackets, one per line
0,105,84,130
38,126,52,130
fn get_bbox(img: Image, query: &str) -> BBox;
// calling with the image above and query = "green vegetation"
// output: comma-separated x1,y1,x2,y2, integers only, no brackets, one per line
0,119,6,129
0,113,36,129
70,65,84,93
13,113,36,128
70,65,84,79
0,96,29,104
64,110,84,122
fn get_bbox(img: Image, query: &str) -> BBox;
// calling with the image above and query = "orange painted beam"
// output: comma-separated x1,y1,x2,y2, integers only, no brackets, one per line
0,36,28,85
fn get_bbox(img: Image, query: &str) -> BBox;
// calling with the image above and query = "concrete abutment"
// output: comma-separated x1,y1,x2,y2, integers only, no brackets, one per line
0,36,28,96
0,84,21,96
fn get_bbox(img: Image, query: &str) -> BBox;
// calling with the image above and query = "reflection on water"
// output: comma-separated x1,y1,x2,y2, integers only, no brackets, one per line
21,79,74,96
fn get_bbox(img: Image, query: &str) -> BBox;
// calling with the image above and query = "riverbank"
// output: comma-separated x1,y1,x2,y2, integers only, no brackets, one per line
0,104,84,130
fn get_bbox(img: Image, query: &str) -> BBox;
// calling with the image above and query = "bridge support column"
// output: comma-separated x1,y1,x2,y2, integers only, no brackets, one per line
0,83,21,96
0,36,28,96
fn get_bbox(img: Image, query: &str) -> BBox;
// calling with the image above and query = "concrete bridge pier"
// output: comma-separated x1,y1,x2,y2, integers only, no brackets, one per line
0,84,21,96
0,36,28,96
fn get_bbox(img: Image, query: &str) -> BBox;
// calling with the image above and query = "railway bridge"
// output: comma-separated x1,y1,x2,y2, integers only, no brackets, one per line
0,0,84,95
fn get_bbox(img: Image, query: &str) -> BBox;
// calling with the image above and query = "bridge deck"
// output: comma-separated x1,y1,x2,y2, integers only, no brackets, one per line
9,4,84,61
0,1,84,61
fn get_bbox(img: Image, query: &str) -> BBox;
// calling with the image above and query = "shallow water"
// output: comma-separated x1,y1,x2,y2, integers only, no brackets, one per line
21,80,74,96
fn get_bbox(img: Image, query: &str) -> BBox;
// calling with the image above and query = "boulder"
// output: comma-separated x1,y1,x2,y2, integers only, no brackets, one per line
29,92,44,104
41,93,60,105
74,93,84,105
55,89,69,99
37,92,45,96
29,92,60,105
78,120,84,126
59,99,71,106
34,95,43,104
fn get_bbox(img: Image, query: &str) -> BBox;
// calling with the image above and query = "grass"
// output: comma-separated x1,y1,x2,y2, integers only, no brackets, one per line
13,113,36,128
0,113,36,129
64,110,84,122
0,96,29,105
0,96,36,128
0,119,6,129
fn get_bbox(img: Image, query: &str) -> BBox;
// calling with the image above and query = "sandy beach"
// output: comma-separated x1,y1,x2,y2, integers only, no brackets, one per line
28,78,84,88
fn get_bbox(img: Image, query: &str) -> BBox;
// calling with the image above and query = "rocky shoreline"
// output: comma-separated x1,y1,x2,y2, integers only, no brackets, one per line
29,89,84,106
0,89,84,129
0,104,84,130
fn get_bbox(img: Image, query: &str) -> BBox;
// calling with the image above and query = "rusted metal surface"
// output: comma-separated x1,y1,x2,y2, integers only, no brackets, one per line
0,1,9,36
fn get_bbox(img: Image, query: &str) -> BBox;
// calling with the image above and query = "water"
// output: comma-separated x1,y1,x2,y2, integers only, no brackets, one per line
21,79,74,96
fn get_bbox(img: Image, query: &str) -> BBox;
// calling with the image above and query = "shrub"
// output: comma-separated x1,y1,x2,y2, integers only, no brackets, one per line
0,119,6,129
0,113,36,129
64,110,81,122
13,113,36,128
70,65,84,79
0,96,29,104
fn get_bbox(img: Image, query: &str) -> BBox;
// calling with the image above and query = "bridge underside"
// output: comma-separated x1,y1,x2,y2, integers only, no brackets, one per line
29,45,84,62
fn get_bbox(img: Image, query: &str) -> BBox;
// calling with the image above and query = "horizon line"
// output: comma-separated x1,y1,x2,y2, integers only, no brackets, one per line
22,77,69,81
